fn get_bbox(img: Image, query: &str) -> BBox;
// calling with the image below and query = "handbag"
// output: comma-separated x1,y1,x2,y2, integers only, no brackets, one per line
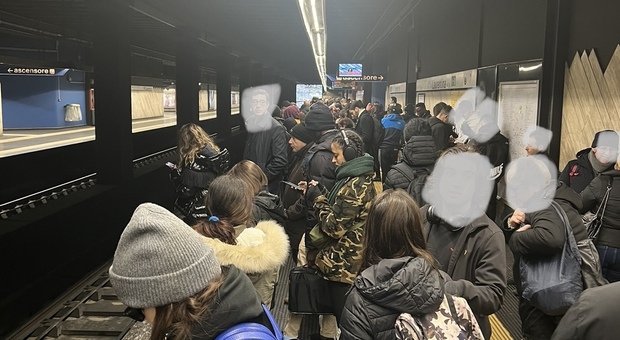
288,266,332,315
519,201,583,316
583,177,613,240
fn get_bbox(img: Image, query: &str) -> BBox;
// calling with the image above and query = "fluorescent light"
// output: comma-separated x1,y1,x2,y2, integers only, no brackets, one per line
316,33,322,56
311,0,319,32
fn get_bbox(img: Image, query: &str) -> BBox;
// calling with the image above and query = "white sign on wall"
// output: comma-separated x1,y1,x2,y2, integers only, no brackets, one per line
416,69,478,91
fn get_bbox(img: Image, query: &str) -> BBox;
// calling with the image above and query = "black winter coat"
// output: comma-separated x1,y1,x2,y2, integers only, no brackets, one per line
429,117,456,151
471,131,509,169
253,190,287,224
192,266,274,339
340,257,444,340
244,116,289,193
355,110,374,153
558,148,614,194
422,208,506,340
581,169,620,248
384,135,437,190
303,130,338,246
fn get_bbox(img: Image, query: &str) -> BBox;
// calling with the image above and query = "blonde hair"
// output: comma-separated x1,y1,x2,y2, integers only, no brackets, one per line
177,123,219,167
228,160,268,196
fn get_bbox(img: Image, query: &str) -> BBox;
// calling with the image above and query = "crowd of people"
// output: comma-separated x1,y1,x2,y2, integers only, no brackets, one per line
110,88,620,340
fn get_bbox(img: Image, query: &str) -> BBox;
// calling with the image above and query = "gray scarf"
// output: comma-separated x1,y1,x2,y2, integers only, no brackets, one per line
588,150,611,175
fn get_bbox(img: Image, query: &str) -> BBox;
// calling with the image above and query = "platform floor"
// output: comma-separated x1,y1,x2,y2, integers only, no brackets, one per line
0,109,234,158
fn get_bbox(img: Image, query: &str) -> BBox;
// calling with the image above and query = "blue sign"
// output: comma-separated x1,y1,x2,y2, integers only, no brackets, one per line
0,67,69,76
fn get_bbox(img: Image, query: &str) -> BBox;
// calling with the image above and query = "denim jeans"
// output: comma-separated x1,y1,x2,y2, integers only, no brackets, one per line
596,245,620,283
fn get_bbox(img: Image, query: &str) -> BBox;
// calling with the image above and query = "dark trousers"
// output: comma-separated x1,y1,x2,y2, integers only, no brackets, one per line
597,245,620,283
325,280,351,324
380,148,399,182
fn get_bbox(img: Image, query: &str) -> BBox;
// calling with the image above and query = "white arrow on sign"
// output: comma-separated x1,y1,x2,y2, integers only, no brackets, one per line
7,68,13,73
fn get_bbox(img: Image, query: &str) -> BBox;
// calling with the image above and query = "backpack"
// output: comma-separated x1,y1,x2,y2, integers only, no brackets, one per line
391,162,430,207
371,115,385,149
214,304,283,340
395,294,484,340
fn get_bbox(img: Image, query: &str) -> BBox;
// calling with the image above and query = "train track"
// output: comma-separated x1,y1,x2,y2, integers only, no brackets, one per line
7,261,138,340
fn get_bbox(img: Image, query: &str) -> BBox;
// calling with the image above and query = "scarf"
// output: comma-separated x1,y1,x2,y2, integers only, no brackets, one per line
327,154,375,204
589,150,611,175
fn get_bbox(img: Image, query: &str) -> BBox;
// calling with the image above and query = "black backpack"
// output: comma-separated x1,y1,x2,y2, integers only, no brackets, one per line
371,115,385,149
391,162,430,207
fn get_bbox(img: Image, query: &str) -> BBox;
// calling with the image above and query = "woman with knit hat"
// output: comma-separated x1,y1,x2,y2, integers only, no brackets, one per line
109,203,281,339
192,175,289,308
303,129,377,323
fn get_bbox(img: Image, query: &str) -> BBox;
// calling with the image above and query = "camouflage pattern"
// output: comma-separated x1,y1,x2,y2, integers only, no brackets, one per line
395,294,485,340
313,174,376,284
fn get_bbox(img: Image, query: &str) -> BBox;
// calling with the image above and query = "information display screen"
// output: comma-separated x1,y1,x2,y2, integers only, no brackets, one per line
338,63,363,77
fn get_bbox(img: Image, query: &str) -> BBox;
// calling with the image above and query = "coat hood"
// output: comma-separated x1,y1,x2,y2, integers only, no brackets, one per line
201,220,289,274
403,135,438,167
193,265,265,339
354,256,444,315
254,190,287,224
429,117,443,128
554,181,583,211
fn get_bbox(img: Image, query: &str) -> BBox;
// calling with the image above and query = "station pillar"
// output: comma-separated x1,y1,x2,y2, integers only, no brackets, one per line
90,0,133,185
176,27,200,127
216,48,232,140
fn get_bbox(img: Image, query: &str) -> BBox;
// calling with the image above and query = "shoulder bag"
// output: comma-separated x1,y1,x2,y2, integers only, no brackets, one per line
584,176,613,240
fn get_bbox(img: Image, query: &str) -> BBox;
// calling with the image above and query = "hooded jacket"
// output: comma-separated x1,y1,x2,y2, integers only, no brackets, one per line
340,257,445,340
201,220,289,306
581,169,620,248
192,265,274,340
384,135,438,190
422,207,506,339
429,117,456,152
355,110,374,153
558,148,612,194
253,190,287,224
380,113,405,149
303,129,338,247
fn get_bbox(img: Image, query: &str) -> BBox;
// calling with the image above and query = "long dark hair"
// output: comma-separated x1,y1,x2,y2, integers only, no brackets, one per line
193,175,253,244
151,270,226,340
359,189,438,273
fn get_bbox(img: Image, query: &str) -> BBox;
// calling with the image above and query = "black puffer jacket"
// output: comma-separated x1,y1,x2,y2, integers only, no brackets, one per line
429,117,456,151
253,190,287,224
340,257,444,340
581,169,620,248
383,135,438,190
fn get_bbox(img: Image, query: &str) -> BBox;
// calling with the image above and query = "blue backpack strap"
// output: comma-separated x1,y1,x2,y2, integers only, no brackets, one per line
262,304,283,340
214,305,282,340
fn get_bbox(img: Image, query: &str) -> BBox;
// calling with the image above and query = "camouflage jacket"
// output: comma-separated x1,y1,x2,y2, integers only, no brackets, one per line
313,174,376,284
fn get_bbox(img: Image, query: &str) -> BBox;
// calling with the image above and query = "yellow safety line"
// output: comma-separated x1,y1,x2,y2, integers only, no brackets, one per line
490,314,514,340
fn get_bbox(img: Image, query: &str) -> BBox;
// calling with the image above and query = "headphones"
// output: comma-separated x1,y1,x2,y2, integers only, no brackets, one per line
341,129,358,161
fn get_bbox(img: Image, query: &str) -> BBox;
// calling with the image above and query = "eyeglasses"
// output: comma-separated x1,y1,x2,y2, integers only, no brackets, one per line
252,100,267,106
124,307,145,322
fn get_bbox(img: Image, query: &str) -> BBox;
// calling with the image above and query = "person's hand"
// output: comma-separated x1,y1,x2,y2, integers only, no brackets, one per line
306,184,322,203
508,210,526,229
517,224,532,232
298,181,308,194
306,248,319,268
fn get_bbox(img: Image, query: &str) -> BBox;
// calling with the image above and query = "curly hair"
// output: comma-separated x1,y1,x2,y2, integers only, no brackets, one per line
177,123,219,167
403,118,432,140
331,129,365,158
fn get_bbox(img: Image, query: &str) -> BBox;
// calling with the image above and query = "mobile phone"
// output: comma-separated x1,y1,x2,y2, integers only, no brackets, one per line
281,180,303,191
165,162,176,169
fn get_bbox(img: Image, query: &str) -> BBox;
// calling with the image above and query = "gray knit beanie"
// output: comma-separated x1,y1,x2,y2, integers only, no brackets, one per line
109,203,221,308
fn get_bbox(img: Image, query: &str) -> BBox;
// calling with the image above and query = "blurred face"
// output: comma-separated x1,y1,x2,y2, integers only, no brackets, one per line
437,112,449,123
593,146,619,165
331,142,346,167
525,137,540,155
289,136,307,153
251,94,269,115
438,158,476,207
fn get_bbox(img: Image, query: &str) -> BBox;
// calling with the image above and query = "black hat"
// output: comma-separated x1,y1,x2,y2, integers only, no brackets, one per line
290,123,316,144
592,130,619,148
282,100,291,107
304,103,335,131
283,117,297,132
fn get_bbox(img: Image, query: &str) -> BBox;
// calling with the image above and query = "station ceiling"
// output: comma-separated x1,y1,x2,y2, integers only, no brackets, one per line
0,0,408,84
